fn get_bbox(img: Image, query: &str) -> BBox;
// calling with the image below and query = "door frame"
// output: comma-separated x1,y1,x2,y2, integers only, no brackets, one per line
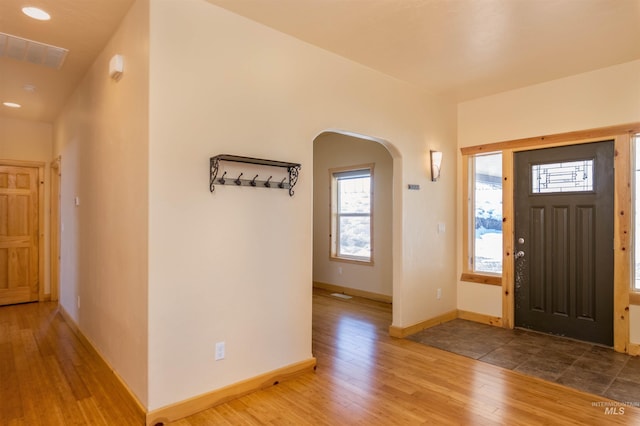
50,157,60,301
461,122,640,353
0,159,46,301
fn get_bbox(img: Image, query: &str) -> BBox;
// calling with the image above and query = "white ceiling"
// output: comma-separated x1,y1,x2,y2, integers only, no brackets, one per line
0,0,134,123
207,0,640,100
2,0,639,123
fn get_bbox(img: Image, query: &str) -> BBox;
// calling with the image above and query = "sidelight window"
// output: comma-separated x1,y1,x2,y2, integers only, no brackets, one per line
471,153,503,274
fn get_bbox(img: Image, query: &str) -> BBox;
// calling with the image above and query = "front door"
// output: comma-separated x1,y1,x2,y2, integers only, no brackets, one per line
0,165,40,306
514,141,614,346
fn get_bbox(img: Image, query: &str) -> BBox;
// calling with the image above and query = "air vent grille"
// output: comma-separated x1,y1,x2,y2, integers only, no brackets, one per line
0,32,68,69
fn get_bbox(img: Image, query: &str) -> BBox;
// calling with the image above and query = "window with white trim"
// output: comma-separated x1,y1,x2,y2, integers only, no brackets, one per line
331,166,373,262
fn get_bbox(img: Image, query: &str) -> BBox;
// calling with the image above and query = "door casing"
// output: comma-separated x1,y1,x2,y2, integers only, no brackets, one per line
462,122,639,354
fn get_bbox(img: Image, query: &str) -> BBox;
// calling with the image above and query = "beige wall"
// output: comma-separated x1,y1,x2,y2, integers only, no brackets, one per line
457,60,640,341
148,0,457,410
0,117,53,294
53,0,149,406
313,132,393,297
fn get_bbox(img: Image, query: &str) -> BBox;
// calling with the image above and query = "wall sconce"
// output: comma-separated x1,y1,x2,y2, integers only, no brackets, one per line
430,150,443,181
109,54,124,81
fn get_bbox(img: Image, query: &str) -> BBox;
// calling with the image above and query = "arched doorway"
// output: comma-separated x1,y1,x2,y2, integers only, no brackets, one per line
312,131,395,305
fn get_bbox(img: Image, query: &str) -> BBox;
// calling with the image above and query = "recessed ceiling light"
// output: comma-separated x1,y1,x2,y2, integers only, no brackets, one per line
3,102,22,108
22,7,51,21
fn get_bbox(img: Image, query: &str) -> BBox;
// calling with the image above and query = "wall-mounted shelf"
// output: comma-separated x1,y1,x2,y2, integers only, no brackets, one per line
210,154,301,196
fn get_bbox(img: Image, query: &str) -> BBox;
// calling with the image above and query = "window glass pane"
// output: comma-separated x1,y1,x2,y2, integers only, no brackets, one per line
338,176,370,214
474,154,502,273
635,135,640,290
339,216,371,258
532,160,593,193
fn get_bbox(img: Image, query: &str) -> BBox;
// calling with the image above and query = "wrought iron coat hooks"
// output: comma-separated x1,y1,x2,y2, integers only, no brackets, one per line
210,155,301,196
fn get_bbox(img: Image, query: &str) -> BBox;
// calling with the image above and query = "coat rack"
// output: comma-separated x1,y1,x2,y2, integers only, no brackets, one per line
210,155,301,196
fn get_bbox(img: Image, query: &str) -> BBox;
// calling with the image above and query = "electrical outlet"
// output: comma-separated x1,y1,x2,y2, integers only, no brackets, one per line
436,288,442,300
338,266,342,275
215,341,225,360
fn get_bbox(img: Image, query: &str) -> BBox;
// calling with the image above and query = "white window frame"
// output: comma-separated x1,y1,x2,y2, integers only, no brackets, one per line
330,164,374,264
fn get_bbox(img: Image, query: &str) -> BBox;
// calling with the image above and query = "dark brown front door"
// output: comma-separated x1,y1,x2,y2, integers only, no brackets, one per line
514,141,614,346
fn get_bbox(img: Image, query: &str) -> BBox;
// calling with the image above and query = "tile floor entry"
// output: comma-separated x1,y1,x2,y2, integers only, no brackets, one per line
407,319,640,405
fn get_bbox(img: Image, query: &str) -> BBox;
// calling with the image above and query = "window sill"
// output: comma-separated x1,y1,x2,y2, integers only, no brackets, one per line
630,292,640,306
460,273,502,286
330,256,374,266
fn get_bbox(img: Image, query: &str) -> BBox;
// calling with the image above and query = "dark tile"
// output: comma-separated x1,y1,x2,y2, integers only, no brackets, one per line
604,378,640,404
617,358,640,385
556,365,615,395
407,319,640,403
514,352,574,381
585,345,629,362
573,351,628,376
544,337,592,357
480,347,530,370
503,339,544,355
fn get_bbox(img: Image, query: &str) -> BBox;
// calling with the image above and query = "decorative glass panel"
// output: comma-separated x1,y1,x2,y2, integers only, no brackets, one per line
532,160,593,193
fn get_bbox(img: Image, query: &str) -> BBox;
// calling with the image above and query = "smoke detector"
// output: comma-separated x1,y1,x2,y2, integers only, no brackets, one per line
0,32,68,69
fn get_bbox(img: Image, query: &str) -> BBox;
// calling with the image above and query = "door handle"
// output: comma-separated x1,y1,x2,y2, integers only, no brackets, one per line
515,251,525,259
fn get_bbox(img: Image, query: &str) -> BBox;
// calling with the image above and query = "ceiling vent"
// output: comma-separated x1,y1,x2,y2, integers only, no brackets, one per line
0,32,68,69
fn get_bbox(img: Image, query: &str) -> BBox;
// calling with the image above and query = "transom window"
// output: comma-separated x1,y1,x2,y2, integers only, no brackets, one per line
531,159,594,193
331,166,373,262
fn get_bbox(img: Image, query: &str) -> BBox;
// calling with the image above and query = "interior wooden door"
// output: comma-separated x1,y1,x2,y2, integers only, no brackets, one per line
0,165,39,306
514,141,614,346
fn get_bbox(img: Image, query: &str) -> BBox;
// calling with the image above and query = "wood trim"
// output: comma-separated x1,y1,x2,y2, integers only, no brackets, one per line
629,343,640,356
460,122,640,156
457,310,503,327
50,157,60,301
313,281,392,303
57,305,147,417
459,273,501,286
388,310,457,338
146,358,317,426
613,134,632,353
37,165,45,301
501,149,515,329
329,256,374,266
630,292,640,305
0,159,46,168
461,155,471,272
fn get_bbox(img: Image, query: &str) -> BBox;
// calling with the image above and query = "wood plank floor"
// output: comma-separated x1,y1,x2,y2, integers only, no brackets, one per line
2,291,639,425
177,289,640,425
0,301,144,425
